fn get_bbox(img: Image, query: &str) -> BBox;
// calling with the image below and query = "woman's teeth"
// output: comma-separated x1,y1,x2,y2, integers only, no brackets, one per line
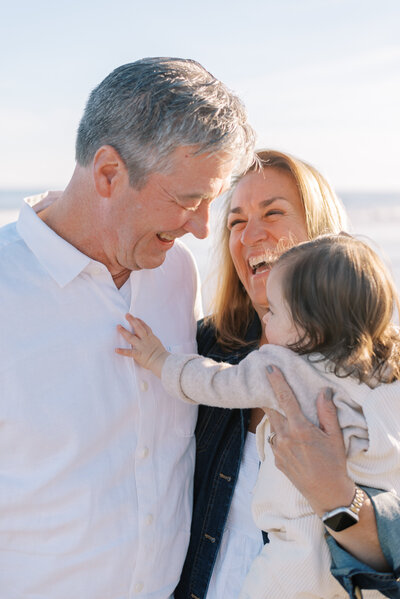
251,261,268,274
157,233,175,242
248,239,297,274
248,254,270,274
248,251,280,274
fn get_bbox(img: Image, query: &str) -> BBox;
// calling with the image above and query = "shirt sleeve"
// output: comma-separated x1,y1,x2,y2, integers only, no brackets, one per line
327,487,400,598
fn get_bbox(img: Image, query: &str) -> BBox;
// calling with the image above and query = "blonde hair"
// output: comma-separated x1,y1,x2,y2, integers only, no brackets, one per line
209,149,348,348
277,234,400,384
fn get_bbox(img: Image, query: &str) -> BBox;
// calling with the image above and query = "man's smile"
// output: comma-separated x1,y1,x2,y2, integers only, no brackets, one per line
157,232,177,242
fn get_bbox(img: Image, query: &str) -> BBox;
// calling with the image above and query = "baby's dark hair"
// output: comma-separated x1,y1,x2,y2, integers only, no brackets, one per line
274,234,400,384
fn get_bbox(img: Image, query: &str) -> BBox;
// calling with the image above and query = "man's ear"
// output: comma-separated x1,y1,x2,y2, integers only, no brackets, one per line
92,145,127,198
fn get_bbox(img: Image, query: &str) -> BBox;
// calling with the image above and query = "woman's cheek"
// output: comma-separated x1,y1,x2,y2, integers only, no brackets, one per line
228,232,244,271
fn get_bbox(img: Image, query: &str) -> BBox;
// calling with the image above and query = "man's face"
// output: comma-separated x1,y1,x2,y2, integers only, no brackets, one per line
108,147,234,271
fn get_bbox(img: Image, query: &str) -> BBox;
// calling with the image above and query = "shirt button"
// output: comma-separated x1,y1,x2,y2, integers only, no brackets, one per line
134,582,144,593
139,447,149,459
140,381,148,392
145,513,154,525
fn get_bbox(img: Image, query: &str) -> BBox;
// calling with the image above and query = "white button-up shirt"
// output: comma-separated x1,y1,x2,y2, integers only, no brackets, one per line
0,194,201,599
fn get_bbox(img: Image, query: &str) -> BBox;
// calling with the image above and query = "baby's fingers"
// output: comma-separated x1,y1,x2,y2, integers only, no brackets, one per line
115,347,135,357
125,314,152,338
117,324,136,344
116,326,141,356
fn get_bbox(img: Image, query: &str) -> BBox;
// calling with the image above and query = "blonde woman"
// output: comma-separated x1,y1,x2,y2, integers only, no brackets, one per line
173,150,400,598
118,149,399,598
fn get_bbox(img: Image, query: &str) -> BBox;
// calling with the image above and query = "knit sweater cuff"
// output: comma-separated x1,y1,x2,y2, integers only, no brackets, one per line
161,353,200,404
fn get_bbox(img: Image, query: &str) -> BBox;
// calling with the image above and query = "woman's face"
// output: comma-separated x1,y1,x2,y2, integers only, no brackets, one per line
228,167,308,318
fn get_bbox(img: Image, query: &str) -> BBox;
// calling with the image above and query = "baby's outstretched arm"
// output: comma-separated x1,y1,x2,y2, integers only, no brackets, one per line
116,314,170,378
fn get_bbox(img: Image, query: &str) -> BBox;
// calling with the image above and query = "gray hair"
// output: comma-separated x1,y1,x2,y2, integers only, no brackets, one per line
76,57,256,187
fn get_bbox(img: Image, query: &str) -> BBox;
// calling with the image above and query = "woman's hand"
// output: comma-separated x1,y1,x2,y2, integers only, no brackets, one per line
116,314,170,378
264,365,354,515
264,365,389,571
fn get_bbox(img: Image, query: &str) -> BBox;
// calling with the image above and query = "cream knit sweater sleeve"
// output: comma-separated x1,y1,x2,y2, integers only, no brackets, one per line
161,345,400,492
161,344,336,428
161,344,293,413
346,380,400,492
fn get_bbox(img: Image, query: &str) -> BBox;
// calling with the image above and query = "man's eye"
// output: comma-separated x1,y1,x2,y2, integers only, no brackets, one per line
181,200,204,212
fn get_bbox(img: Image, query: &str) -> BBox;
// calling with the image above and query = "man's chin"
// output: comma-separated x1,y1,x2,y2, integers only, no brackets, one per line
137,252,168,271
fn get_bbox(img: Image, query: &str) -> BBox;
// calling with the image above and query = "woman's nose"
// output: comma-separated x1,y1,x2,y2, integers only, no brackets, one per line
240,219,268,246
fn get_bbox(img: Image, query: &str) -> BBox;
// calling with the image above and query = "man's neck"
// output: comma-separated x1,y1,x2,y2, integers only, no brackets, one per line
38,170,132,289
39,189,100,262
112,269,132,288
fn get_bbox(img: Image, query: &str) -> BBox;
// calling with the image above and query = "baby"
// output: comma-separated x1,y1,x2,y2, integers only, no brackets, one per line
117,234,400,599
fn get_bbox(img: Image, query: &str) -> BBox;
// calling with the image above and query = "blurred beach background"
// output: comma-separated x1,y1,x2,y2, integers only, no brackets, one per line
1,0,399,308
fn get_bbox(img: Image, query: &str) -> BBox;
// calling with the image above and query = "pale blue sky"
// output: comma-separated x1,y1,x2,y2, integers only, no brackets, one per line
1,0,399,191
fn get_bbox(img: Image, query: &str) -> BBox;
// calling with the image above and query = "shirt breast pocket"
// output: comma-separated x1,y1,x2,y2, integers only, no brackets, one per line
168,341,198,437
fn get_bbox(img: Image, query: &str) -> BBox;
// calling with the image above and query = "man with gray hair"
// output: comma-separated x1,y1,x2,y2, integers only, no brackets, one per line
0,57,254,598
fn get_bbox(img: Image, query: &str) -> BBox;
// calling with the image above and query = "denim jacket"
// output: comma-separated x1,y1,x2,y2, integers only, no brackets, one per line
328,487,400,598
174,316,400,599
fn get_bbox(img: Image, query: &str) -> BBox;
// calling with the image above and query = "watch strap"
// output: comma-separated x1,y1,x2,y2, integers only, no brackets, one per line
322,487,366,530
347,487,366,517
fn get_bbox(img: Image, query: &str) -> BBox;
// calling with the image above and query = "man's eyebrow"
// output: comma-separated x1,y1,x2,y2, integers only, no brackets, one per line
229,197,285,214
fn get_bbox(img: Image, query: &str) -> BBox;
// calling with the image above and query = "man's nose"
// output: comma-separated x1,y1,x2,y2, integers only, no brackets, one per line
240,219,267,246
184,202,210,239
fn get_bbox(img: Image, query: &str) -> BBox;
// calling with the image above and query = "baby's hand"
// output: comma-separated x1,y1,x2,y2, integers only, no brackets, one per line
116,314,170,378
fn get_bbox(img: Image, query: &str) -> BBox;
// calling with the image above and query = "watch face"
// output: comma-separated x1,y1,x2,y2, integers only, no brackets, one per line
323,510,358,532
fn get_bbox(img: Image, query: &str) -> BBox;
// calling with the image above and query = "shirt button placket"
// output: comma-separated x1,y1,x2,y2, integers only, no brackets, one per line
145,514,153,526
138,446,149,460
134,368,156,593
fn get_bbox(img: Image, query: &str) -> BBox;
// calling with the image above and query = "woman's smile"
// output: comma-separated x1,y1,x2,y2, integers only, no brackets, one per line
228,167,308,318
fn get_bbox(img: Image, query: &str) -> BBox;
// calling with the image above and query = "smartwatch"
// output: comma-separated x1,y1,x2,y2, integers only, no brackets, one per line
322,487,366,532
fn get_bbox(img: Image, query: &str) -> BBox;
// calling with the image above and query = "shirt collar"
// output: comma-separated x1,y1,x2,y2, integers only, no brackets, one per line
17,191,92,288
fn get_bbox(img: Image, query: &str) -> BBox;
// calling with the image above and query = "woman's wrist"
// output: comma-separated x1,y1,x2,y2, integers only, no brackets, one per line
323,491,390,572
308,477,356,518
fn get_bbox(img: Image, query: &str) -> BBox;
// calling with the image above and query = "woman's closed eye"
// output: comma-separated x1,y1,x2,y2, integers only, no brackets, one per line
228,209,285,230
264,209,284,218
228,218,246,230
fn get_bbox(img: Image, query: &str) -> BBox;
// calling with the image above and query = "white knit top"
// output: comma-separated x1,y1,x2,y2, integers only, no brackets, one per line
162,345,400,598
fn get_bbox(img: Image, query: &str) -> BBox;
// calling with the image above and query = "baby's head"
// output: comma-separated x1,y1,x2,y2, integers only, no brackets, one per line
263,234,400,383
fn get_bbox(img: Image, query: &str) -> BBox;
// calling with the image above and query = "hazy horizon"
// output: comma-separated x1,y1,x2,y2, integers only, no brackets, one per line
1,0,399,192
